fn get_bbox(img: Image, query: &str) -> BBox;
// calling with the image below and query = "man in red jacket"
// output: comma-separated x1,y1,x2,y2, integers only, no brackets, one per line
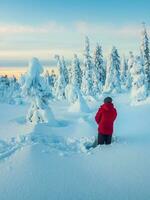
95,97,117,145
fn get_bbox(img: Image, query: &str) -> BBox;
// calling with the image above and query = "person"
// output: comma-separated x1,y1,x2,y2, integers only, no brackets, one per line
95,97,117,145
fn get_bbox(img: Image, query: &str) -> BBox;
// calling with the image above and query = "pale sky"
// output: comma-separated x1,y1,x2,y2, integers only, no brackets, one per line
0,0,149,68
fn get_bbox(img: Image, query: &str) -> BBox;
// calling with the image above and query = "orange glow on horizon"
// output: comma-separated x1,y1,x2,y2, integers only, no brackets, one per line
0,67,58,79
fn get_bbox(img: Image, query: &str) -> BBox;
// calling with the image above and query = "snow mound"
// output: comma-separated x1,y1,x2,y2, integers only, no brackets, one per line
72,117,97,138
29,123,95,155
30,132,94,155
68,91,90,113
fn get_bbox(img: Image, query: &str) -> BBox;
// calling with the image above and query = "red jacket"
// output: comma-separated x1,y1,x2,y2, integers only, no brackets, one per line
95,102,117,135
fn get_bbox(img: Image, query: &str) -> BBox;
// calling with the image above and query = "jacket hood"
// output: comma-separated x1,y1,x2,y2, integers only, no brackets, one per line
101,102,114,111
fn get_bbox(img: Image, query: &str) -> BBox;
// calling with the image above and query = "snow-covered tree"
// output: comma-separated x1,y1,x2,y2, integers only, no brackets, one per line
120,56,128,90
44,70,53,99
0,75,22,104
94,44,106,85
65,54,82,103
131,56,148,101
62,56,69,85
9,76,23,104
22,57,56,124
67,64,73,85
128,51,134,70
104,47,121,93
0,75,10,102
126,51,135,88
54,55,67,100
140,22,150,91
93,44,105,96
71,54,82,90
68,89,90,113
81,36,94,96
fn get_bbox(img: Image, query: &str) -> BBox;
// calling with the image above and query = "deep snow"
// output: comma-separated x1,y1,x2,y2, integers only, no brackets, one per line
0,93,150,200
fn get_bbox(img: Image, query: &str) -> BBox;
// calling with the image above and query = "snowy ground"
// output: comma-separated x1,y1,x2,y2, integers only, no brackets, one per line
0,94,150,200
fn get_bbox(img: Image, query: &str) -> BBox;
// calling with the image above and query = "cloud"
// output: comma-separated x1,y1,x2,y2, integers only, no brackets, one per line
0,21,149,40
0,21,67,35
75,21,150,38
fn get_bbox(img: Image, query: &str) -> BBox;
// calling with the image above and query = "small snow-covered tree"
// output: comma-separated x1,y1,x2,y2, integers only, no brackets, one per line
45,70,57,99
120,56,128,90
9,76,23,104
131,56,148,101
62,56,69,85
22,57,56,124
71,54,82,90
0,75,22,104
126,51,135,89
65,54,82,103
93,44,105,96
128,51,134,70
67,64,73,85
140,22,150,91
54,55,67,100
0,75,10,102
81,36,94,96
104,47,121,93
44,70,53,99
93,44,106,85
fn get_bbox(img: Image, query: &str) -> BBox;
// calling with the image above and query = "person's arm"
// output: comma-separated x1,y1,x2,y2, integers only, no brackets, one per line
95,108,102,124
113,108,117,121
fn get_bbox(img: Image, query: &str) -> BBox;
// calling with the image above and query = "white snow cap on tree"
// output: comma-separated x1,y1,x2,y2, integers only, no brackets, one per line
22,57,57,124
131,56,148,101
28,57,43,78
104,46,121,93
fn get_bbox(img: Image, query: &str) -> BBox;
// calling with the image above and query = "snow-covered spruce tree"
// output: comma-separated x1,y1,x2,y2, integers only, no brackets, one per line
130,56,148,101
54,55,67,100
0,75,10,102
45,70,54,99
9,76,23,104
81,36,94,96
140,22,150,91
71,54,82,90
67,64,73,85
104,47,121,93
93,43,106,96
126,51,135,88
65,54,82,103
120,56,129,91
128,51,134,70
22,57,56,124
0,75,22,104
62,56,69,85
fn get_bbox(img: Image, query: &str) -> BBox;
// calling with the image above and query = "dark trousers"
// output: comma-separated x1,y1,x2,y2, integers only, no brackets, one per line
98,133,112,145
